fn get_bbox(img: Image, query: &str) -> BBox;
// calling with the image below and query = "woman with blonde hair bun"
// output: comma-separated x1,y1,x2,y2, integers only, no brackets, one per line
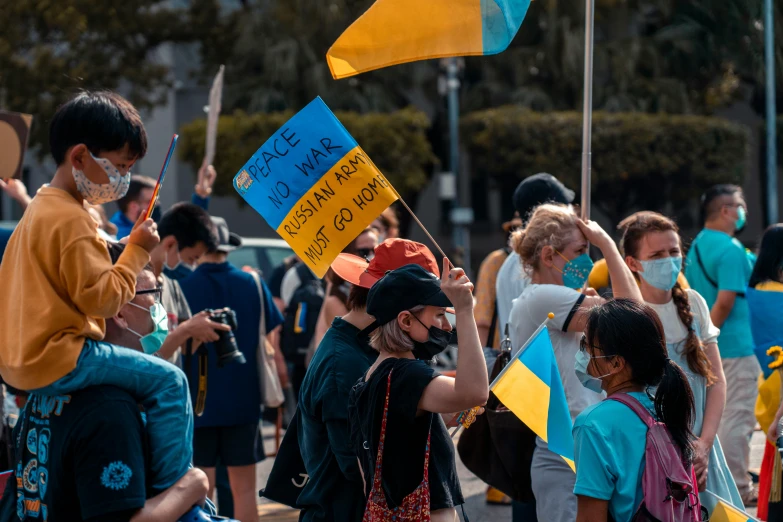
507,203,642,522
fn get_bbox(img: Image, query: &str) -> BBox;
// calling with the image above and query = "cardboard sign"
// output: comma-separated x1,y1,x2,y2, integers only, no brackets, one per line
0,111,33,179
205,65,225,166
233,97,399,277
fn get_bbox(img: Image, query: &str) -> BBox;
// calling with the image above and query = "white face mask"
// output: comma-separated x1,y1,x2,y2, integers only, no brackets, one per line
72,152,131,205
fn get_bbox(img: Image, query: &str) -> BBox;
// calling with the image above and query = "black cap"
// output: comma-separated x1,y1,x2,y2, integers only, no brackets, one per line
512,173,575,222
367,264,452,326
211,216,243,253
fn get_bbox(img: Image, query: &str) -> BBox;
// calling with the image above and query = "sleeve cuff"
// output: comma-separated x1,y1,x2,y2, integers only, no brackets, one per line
117,243,151,273
573,485,613,501
563,294,586,332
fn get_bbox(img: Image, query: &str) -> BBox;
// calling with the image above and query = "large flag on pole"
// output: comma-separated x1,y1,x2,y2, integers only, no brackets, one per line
490,318,575,471
233,97,399,278
326,0,532,79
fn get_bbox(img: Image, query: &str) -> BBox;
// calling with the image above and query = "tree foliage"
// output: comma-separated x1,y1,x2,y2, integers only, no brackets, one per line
0,0,208,157
462,106,749,226
177,107,436,201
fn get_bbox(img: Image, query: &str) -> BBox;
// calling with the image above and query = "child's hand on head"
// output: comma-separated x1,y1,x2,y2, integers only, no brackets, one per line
128,212,160,253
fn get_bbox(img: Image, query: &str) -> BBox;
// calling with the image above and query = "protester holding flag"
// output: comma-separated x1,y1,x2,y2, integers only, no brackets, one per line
507,203,642,522
618,211,742,509
0,90,192,493
573,299,698,522
349,261,488,522
289,239,442,522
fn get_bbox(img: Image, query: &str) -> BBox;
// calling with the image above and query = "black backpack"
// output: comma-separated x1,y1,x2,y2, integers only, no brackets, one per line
281,263,325,364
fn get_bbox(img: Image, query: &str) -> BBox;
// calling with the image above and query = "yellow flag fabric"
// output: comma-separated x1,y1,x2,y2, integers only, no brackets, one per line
327,0,532,79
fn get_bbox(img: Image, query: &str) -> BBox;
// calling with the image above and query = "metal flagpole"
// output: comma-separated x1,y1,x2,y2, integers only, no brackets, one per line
580,0,596,221
764,0,778,225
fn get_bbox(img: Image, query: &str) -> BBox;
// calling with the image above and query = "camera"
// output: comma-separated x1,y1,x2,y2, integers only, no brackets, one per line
208,309,246,367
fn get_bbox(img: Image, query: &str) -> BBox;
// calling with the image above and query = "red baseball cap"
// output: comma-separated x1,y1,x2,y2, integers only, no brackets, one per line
331,238,440,289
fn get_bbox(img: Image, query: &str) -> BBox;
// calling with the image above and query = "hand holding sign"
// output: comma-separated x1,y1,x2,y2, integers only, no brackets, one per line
233,97,399,277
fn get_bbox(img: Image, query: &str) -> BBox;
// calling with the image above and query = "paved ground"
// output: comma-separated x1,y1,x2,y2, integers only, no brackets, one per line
253,423,767,521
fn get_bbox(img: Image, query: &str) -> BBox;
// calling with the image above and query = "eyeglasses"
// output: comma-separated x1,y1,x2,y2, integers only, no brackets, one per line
136,286,163,304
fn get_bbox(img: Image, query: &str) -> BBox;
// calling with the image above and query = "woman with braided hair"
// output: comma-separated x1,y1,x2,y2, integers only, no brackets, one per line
618,211,743,510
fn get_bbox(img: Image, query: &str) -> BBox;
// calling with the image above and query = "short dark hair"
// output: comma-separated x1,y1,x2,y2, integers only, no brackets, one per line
107,242,154,273
347,285,369,311
117,175,157,213
49,91,147,165
158,203,219,251
700,184,743,224
749,224,783,288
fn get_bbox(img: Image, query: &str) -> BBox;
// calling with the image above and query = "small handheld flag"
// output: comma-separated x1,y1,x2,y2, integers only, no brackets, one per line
490,314,576,471
232,97,399,278
701,490,757,522
327,0,531,79
145,134,178,220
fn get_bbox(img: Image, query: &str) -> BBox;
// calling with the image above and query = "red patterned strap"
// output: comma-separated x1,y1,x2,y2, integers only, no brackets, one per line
369,368,433,486
370,369,394,488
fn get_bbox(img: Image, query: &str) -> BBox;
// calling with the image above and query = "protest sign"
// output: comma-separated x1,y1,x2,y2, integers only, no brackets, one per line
233,97,399,278
0,110,33,179
204,65,224,166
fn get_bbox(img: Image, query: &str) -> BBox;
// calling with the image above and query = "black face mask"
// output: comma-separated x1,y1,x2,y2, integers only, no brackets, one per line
411,315,456,361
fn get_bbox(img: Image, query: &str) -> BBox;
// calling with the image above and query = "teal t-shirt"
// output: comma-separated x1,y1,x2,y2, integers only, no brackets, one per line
573,392,653,522
684,229,755,358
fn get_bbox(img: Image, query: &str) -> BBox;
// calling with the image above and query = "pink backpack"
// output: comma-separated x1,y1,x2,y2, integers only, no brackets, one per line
608,394,702,522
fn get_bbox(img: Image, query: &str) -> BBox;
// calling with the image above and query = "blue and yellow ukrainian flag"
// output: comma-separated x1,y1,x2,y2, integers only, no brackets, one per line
327,0,532,79
702,491,757,522
233,97,399,277
491,319,575,471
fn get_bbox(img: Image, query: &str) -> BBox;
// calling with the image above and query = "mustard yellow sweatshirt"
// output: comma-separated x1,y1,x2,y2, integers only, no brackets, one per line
0,186,149,390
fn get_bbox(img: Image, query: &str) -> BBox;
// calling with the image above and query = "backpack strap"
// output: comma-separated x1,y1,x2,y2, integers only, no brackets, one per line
693,244,745,298
606,393,654,428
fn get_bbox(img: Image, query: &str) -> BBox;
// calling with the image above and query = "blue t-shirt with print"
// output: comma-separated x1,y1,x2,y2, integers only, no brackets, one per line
684,229,755,358
573,391,654,522
179,262,284,427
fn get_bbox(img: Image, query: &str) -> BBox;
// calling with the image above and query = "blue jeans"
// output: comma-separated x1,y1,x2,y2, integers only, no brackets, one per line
34,339,193,490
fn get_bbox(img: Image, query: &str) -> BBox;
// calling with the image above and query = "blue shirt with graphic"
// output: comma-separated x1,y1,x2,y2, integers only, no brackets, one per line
9,386,149,521
573,392,654,522
685,229,755,358
179,261,284,427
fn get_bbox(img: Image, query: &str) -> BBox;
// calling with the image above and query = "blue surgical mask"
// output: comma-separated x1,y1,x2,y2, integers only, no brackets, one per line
127,302,169,355
735,206,747,233
574,349,612,393
556,251,594,289
638,256,682,291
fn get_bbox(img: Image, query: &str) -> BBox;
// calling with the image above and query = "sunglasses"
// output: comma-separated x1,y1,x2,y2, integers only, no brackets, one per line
355,248,375,261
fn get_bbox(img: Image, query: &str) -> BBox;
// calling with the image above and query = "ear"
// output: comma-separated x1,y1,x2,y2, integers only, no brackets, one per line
541,245,556,268
397,311,414,333
69,144,89,170
162,235,178,250
626,255,642,274
111,311,129,330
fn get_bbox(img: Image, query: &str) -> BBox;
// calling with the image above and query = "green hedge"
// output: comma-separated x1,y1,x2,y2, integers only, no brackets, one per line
462,107,750,223
178,107,437,200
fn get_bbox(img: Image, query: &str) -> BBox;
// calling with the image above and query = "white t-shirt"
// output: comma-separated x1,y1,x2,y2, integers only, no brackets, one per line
645,289,720,346
496,252,531,338
280,265,303,307
508,283,603,420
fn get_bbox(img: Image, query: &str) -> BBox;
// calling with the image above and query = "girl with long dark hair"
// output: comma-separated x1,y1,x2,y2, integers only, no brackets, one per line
618,211,741,508
573,299,697,522
746,224,783,520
